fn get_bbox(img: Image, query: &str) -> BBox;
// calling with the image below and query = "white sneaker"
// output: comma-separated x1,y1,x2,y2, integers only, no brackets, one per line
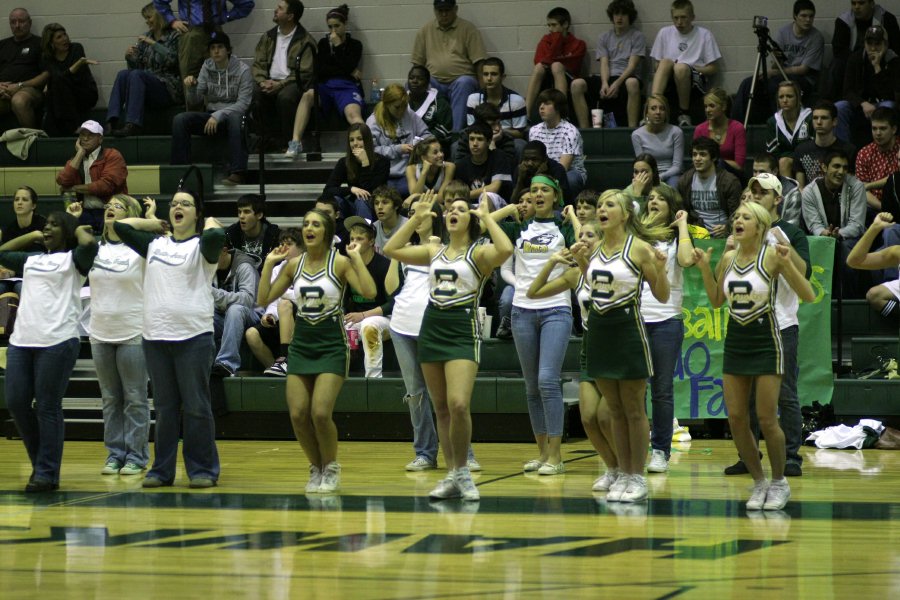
405,456,437,471
538,462,566,476
523,459,543,472
746,479,769,510
118,462,144,476
429,473,461,499
592,468,621,492
305,465,323,493
620,474,648,502
647,449,669,473
607,473,631,502
454,467,480,501
763,478,791,510
101,459,121,475
677,114,692,127
466,458,482,472
672,418,692,442
318,462,341,493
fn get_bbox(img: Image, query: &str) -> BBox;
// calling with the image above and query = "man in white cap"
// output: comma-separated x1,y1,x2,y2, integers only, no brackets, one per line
723,172,811,478
56,120,129,231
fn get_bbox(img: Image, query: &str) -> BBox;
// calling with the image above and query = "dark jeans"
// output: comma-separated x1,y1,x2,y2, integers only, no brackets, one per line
256,82,300,146
171,110,248,174
143,333,220,482
646,318,684,457
6,338,81,484
107,69,175,127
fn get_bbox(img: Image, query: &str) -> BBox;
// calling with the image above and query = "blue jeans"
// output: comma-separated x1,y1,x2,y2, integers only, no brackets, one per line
511,305,572,437
171,110,248,173
645,318,684,457
6,338,80,484
143,333,220,482
335,194,374,221
106,69,174,126
214,303,260,372
566,170,586,202
430,75,479,132
92,340,150,467
880,224,900,281
387,175,410,198
497,285,514,321
835,99,897,143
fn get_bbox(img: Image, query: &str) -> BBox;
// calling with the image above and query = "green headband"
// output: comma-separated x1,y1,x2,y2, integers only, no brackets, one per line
530,175,563,206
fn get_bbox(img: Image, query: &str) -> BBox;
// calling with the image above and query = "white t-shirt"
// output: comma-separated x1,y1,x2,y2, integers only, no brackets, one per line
389,263,431,337
528,120,586,179
767,226,800,329
650,25,721,68
270,26,296,81
89,242,145,343
507,218,573,310
12,251,86,347
640,239,683,323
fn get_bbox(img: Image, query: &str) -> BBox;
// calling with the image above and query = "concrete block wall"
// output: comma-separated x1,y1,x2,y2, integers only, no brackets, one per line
22,1,850,109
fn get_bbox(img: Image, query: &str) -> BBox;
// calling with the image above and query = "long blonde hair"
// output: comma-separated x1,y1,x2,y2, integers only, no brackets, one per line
639,185,681,241
374,84,408,139
599,189,671,244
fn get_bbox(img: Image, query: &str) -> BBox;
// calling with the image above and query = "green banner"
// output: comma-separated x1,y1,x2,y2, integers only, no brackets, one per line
674,237,836,419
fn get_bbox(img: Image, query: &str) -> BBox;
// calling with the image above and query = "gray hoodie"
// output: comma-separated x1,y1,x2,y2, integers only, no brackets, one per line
212,250,260,312
187,55,254,124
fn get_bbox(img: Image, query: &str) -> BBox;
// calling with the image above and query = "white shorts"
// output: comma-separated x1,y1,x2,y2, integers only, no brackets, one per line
882,279,900,300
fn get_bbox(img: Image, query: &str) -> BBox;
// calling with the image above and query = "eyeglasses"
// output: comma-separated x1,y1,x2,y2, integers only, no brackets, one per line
108,202,126,211
171,200,195,208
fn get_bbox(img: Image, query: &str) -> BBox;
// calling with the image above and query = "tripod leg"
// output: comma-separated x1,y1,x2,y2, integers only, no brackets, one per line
744,52,764,129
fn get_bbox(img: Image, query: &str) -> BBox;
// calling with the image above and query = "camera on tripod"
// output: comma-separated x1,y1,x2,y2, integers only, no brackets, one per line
752,15,768,32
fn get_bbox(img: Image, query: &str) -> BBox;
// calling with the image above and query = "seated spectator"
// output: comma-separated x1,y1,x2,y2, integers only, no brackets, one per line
24,23,98,136
676,136,741,237
454,102,518,163
437,178,471,212
411,0,487,132
765,81,813,177
524,7,586,121
465,57,526,141
693,87,746,174
624,153,679,209
509,140,570,205
752,153,803,227
835,25,900,146
211,246,261,377
793,100,857,189
855,106,899,211
323,122,390,220
405,136,456,203
171,32,254,186
801,149,867,296
106,3,182,137
454,122,514,203
407,65,452,149
732,0,824,125
284,3,361,158
245,228,303,376
0,8,43,128
223,194,282,271
571,0,645,129
0,186,45,248
56,121,129,232
650,0,721,126
315,195,349,253
370,186,409,252
366,83,429,197
528,88,586,198
631,93,684,187
875,140,900,280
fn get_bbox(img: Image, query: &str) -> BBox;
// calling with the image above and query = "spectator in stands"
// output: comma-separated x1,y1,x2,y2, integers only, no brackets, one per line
529,88,586,198
524,7,586,122
455,121,514,204
848,213,900,319
823,0,900,103
455,103,519,163
650,0,721,127
341,216,391,378
836,25,900,145
802,149,867,296
496,195,536,341
793,101,857,189
153,0,255,83
465,57,526,142
406,136,456,203
765,81,813,177
0,186,45,250
732,1,824,124
0,211,97,492
106,3,182,138
693,88,746,175
411,0,487,132
623,153,679,208
407,65,452,150
631,94,684,187
254,0,316,154
366,84,429,197
370,185,409,252
856,106,899,211
286,4,363,159
211,245,260,377
92,194,150,478
677,136,741,237
315,196,348,253
23,23,98,136
571,0,645,129
171,32,253,187
509,140,570,205
323,122,390,221
0,8,42,128
56,121,129,232
223,194,281,271
753,153,803,228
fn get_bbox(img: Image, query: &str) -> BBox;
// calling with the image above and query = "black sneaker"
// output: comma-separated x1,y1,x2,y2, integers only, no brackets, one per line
783,463,803,477
723,460,749,475
212,362,235,377
496,316,512,340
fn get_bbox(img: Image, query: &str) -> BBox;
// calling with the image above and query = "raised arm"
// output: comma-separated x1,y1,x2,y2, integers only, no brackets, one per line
693,246,727,308
340,243,377,300
258,249,297,307
473,196,514,272
769,245,815,303
847,213,900,270
527,249,578,299
383,191,438,266
672,210,696,268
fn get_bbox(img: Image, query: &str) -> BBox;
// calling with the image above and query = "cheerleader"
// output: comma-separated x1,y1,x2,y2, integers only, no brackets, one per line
257,209,376,494
383,191,513,501
693,202,814,510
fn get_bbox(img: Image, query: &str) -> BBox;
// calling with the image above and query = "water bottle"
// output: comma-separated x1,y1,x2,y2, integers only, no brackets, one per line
370,79,381,104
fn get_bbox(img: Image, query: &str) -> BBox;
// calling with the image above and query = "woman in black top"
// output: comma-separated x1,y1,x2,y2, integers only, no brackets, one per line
323,122,390,220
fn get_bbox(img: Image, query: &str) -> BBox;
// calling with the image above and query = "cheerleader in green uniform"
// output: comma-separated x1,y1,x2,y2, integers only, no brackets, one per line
384,190,513,501
258,209,376,495
694,202,814,511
